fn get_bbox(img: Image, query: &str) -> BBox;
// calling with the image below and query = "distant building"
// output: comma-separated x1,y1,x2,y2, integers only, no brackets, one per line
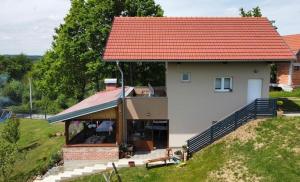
276,34,300,91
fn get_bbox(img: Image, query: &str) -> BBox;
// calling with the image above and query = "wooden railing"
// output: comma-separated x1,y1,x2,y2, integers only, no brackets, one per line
187,98,277,155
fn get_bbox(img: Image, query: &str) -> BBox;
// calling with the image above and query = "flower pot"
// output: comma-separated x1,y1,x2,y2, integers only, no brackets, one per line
277,110,284,116
119,151,125,159
128,161,135,167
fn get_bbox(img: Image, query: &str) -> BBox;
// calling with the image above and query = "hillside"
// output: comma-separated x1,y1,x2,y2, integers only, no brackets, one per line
71,117,300,182
0,119,64,181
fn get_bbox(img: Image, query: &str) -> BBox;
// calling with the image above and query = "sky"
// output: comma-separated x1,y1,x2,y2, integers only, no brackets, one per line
0,0,299,55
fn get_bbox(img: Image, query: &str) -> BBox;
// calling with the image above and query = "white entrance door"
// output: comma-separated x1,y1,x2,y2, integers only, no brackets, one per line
247,79,262,104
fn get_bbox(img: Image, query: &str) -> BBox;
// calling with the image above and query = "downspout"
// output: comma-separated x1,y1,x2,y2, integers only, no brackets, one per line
116,61,127,143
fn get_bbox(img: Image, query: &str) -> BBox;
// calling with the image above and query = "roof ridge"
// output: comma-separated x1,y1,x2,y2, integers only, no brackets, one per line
114,16,268,19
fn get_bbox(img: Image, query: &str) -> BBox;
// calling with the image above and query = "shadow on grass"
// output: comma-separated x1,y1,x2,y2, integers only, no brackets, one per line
19,141,40,152
146,163,175,170
278,98,300,112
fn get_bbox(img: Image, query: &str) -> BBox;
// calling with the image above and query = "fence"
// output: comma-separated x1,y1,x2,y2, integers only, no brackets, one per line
187,98,277,154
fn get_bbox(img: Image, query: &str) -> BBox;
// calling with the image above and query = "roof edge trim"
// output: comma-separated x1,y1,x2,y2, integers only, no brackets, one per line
48,100,119,123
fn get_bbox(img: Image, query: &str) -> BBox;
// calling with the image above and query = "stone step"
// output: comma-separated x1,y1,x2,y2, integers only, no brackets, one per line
40,163,108,182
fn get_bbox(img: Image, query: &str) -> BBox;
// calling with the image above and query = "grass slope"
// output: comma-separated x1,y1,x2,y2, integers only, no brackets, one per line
0,119,64,181
71,117,300,182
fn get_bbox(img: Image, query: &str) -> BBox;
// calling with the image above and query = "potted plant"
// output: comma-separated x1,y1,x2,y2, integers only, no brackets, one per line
174,150,183,160
128,161,135,167
277,100,284,116
182,145,188,162
119,144,126,159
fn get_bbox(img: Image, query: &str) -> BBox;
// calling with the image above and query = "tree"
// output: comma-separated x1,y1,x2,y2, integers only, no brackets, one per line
0,140,17,182
1,118,20,144
2,80,24,104
32,0,165,102
0,54,32,81
123,0,163,16
240,6,262,17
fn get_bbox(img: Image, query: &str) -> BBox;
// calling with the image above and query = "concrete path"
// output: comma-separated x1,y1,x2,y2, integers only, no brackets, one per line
283,113,300,117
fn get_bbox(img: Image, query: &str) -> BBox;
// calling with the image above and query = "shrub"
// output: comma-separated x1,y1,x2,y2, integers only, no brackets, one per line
277,100,284,106
0,140,18,181
1,118,20,144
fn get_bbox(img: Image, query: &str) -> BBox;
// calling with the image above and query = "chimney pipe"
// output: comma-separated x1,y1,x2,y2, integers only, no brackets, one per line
104,78,117,91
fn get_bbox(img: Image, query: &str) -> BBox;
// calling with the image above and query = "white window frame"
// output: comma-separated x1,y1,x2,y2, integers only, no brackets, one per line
181,72,191,82
214,77,232,92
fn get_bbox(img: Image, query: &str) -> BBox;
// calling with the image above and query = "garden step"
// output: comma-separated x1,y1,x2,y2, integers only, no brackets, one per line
39,163,108,182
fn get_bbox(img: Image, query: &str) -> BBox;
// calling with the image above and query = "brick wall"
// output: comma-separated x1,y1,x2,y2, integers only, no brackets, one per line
63,146,119,161
276,63,290,85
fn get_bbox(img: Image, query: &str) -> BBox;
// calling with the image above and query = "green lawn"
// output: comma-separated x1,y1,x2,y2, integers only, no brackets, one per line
0,119,64,181
270,89,300,112
70,117,300,182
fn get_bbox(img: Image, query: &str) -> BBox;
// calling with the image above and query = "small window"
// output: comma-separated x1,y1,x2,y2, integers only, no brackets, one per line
215,77,232,92
215,78,222,89
181,72,191,82
294,66,300,71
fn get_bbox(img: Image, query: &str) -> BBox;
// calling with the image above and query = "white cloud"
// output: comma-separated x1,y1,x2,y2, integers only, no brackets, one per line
0,0,70,55
0,0,299,55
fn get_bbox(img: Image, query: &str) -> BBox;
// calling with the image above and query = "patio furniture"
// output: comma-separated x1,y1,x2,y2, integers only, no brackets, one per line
145,148,173,168
145,156,170,169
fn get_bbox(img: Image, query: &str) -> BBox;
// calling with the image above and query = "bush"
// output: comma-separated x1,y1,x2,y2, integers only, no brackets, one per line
0,140,18,181
9,104,31,113
2,80,24,104
277,100,284,106
1,118,20,144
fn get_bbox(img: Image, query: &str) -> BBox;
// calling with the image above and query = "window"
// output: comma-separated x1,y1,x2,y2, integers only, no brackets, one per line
294,66,300,71
181,72,191,82
67,120,116,145
215,77,232,92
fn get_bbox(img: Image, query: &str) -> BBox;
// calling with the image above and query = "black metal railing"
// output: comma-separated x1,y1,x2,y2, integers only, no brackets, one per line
187,98,277,155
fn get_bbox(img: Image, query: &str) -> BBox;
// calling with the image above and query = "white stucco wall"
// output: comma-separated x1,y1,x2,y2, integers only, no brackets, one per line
167,62,270,147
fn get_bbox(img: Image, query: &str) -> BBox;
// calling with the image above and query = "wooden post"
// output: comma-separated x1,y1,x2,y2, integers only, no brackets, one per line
273,99,277,117
65,121,70,145
117,103,123,144
115,107,121,145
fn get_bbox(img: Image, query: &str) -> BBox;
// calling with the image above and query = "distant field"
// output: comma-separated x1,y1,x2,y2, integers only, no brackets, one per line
0,119,64,181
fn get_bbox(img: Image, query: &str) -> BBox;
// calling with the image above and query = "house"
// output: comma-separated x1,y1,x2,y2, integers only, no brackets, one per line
49,17,295,163
276,34,300,91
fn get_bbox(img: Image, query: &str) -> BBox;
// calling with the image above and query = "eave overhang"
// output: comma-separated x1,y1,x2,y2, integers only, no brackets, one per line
48,100,120,123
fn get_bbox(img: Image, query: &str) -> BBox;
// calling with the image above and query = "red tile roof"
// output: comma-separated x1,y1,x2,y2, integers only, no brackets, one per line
282,34,300,54
103,17,295,61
